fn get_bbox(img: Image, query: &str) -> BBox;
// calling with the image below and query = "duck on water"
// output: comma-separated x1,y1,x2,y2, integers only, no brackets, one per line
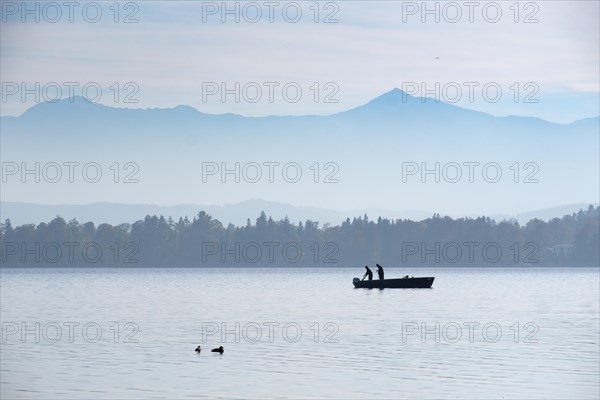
195,345,224,354
354,264,434,289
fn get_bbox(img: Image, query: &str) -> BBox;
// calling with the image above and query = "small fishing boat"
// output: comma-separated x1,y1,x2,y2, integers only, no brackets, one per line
353,276,434,289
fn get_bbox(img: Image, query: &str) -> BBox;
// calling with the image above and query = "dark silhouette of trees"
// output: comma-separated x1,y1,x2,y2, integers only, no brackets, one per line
1,207,598,267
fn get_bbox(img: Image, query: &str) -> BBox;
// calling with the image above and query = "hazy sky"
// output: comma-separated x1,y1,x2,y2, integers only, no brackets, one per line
1,1,599,123
1,1,599,217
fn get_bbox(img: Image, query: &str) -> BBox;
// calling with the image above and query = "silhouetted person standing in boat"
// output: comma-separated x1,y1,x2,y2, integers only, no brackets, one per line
376,264,384,280
362,265,373,281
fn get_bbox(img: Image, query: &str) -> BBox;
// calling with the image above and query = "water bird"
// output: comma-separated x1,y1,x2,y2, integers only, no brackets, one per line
211,346,224,354
195,346,201,353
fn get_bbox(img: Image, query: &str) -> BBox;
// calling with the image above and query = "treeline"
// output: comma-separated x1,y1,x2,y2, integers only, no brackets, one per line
0,206,598,267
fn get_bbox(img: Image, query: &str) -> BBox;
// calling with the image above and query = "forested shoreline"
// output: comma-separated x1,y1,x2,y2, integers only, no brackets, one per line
1,206,598,267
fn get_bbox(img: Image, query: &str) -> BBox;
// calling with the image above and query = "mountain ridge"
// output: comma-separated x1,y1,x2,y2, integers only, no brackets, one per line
5,89,598,126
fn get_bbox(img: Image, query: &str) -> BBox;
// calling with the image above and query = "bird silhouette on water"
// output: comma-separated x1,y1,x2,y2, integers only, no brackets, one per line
211,346,224,354
195,346,201,353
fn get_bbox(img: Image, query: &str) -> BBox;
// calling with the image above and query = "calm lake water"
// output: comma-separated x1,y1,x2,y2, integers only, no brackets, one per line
1,267,599,399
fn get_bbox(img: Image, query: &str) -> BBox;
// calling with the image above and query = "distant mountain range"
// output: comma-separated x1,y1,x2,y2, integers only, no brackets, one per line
1,200,597,227
2,89,598,215
3,89,598,137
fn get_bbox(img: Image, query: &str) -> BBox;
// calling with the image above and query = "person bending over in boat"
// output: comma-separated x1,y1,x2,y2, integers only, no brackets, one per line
376,264,384,280
362,265,373,281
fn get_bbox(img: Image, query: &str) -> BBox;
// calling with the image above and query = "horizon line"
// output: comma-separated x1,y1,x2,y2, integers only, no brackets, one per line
2,200,598,224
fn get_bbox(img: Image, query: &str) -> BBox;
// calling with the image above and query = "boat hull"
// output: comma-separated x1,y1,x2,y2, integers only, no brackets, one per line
353,277,434,289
